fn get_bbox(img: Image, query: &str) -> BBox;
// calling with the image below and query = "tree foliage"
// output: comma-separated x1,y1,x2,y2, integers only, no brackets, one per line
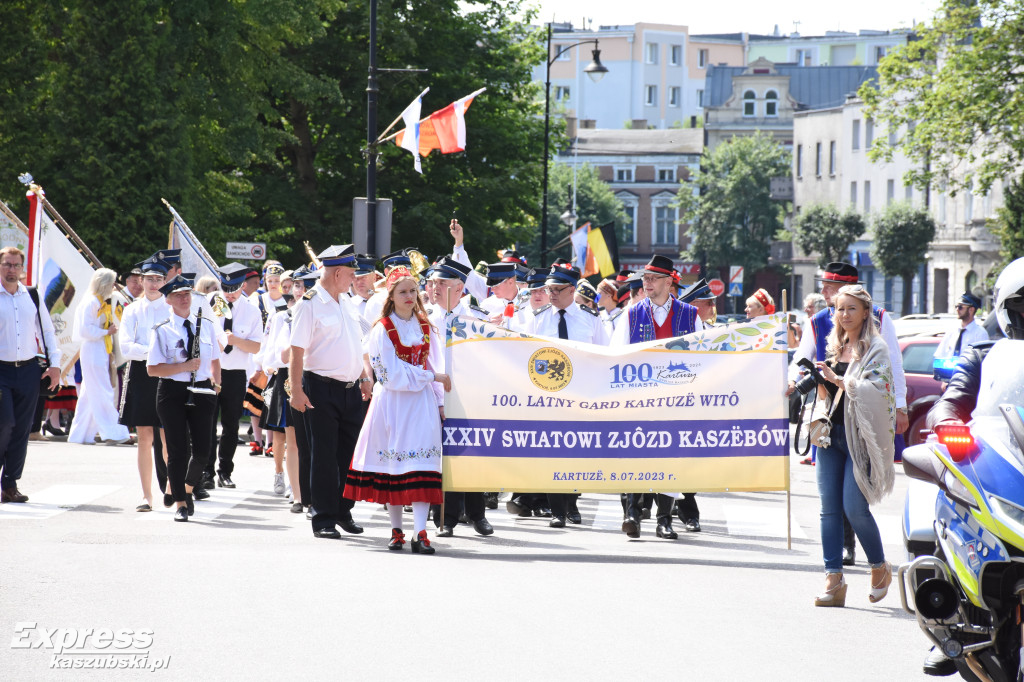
676,132,790,287
861,0,1024,195
870,202,937,315
991,175,1024,270
0,0,547,272
792,204,866,266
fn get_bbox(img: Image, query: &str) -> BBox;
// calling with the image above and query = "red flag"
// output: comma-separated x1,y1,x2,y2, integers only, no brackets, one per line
25,186,44,286
395,88,486,157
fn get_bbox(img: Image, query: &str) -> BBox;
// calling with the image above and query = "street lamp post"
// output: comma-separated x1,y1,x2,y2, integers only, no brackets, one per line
541,24,608,256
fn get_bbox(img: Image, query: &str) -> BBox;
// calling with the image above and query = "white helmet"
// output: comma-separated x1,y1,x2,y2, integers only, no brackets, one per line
994,257,1024,339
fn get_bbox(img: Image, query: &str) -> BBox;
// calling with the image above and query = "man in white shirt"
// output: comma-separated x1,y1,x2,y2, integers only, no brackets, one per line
934,292,988,362
348,255,377,319
0,246,61,503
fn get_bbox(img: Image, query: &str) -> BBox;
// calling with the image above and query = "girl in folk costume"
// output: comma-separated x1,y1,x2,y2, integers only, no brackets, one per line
344,266,452,554
745,288,776,319
68,268,132,445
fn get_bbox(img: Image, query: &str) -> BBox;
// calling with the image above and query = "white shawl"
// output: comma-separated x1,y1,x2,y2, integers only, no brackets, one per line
841,334,896,505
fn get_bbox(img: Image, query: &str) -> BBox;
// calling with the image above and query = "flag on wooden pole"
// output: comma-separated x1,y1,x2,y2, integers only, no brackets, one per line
393,88,486,158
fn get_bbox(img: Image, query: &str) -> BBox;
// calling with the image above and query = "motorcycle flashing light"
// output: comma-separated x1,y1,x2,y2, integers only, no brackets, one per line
935,423,975,462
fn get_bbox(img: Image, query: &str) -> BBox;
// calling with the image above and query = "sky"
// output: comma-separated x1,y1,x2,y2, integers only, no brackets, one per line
523,0,941,36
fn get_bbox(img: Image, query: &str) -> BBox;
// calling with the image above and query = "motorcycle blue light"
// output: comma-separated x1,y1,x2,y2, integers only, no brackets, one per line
935,423,974,462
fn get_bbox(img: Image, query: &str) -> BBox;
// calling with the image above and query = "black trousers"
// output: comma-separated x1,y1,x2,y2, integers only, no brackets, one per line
624,493,675,523
153,435,167,495
289,405,311,505
302,372,362,531
547,493,579,520
156,379,217,502
434,492,485,527
205,369,246,478
677,493,700,521
0,362,43,490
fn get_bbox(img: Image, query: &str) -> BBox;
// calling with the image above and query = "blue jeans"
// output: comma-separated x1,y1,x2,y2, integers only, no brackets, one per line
816,423,885,572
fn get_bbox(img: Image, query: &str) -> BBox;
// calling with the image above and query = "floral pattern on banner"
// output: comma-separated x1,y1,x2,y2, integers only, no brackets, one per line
446,317,530,344
664,314,789,353
376,445,442,462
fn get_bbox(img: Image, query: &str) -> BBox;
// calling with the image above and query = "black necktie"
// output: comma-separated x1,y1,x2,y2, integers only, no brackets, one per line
183,319,195,358
224,302,234,354
557,309,568,340
953,328,965,356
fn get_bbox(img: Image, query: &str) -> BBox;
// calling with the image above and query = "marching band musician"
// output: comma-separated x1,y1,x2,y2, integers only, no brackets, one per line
348,255,377,318
118,257,171,511
612,255,704,539
289,245,373,539
523,264,609,528
205,263,262,489
259,289,294,498
147,274,221,522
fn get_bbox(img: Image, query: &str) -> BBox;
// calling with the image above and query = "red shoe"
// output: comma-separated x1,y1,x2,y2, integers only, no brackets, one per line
249,442,263,457
264,444,274,458
388,528,406,551
411,530,435,554
800,457,815,466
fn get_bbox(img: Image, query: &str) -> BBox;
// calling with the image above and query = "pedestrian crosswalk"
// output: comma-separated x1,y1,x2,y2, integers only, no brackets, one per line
0,484,120,520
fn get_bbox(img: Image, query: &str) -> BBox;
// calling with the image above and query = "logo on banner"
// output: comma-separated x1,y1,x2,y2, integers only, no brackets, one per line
529,347,572,392
609,361,699,388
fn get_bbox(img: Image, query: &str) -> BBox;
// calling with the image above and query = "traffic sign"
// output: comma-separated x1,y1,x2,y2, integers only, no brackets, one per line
729,281,743,297
708,279,725,297
728,265,744,296
226,242,267,260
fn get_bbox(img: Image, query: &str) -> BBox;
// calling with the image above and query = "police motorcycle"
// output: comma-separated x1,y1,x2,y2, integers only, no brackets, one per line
898,261,1024,681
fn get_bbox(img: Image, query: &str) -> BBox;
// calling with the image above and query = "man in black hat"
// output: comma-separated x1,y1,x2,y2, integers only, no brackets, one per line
121,266,144,301
679,278,718,327
289,245,373,539
934,291,987,362
348,255,378,319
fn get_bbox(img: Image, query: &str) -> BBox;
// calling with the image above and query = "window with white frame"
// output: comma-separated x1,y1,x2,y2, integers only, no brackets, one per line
698,49,709,68
765,90,778,117
645,85,658,107
874,46,888,63
616,193,638,245
652,195,678,245
554,86,570,102
657,167,676,182
887,179,895,205
888,125,898,146
668,87,680,107
614,166,634,182
852,119,861,150
865,119,874,147
864,180,871,212
815,142,822,176
554,44,570,61
670,45,682,66
906,185,913,202
796,144,803,177
795,48,813,66
850,182,858,206
646,43,658,64
743,90,756,117
829,141,836,175
696,89,704,107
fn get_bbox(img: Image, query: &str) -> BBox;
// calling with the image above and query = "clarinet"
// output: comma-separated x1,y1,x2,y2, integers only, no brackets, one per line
185,310,217,404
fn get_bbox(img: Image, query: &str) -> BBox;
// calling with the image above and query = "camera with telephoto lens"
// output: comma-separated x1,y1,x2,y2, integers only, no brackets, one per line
794,358,826,396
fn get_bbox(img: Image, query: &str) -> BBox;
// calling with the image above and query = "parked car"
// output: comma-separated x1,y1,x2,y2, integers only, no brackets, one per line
899,335,945,445
891,313,959,338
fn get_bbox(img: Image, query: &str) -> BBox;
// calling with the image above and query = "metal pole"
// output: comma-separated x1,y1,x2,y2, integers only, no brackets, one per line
541,23,552,257
366,0,379,253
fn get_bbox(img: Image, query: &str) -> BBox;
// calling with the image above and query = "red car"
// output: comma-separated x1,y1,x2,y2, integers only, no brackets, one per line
899,335,944,446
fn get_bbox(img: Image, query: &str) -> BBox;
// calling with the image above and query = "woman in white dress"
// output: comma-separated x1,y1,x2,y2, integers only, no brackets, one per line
68,268,131,445
344,266,451,554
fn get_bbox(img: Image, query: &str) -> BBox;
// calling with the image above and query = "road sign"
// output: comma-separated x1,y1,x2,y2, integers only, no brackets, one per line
708,279,725,297
226,242,267,260
728,265,744,297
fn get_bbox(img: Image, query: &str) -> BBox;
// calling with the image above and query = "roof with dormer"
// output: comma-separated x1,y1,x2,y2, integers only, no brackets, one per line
704,60,878,112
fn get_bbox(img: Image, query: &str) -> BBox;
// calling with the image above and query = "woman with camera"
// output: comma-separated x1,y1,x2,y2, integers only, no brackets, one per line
811,285,896,607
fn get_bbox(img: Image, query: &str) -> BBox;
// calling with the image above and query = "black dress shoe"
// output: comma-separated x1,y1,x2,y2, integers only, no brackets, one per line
923,646,957,676
622,517,640,538
506,498,533,517
567,511,582,524
201,474,216,490
192,486,210,501
843,546,856,566
437,526,454,537
656,522,678,540
411,530,435,554
484,492,498,510
549,516,566,528
682,518,701,532
472,518,494,536
185,494,195,516
173,507,188,522
338,518,364,534
641,507,652,520
290,502,303,513
217,475,236,489
313,527,341,539
163,493,173,508
534,507,553,518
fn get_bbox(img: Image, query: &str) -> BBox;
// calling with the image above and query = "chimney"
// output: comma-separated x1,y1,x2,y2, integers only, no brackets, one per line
566,116,578,139
631,119,648,130
580,119,596,129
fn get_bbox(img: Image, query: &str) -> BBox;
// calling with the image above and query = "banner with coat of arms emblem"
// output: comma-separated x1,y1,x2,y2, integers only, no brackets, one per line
441,313,791,493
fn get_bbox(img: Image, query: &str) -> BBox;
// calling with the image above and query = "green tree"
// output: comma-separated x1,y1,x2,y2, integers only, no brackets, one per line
991,175,1024,270
792,204,866,266
524,162,626,266
861,0,1024,195
677,132,790,288
870,202,937,315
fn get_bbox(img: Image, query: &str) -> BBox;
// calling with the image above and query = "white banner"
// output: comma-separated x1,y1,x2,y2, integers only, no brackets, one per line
0,206,28,250
38,212,97,374
165,202,218,283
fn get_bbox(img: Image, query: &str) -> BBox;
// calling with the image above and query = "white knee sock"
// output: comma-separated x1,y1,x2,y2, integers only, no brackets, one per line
412,501,430,534
388,505,403,530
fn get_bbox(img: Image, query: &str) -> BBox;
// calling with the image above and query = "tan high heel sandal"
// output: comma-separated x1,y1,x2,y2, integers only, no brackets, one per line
814,574,847,607
869,561,893,603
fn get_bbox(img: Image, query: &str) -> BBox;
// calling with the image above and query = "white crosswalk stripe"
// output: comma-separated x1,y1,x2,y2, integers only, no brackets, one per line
0,484,120,520
136,487,274,522
722,501,809,540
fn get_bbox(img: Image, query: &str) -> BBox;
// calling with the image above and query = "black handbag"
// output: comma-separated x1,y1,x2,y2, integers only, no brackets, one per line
27,286,59,400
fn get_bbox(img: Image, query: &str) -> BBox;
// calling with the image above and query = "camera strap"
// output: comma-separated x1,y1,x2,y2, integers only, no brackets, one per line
793,390,815,457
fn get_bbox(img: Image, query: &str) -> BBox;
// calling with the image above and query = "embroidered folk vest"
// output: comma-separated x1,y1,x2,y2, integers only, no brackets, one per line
381,316,431,368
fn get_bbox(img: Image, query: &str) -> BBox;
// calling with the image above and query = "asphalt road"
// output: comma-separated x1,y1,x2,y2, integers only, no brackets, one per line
1,436,937,681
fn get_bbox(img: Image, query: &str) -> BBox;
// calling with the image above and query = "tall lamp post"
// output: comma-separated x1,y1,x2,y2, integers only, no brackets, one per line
541,24,608,256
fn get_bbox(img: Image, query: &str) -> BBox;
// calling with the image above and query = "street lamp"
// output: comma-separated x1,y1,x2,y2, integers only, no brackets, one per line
541,24,608,256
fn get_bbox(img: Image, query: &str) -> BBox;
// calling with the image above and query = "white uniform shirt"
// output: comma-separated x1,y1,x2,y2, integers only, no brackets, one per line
250,291,287,331
147,312,220,382
451,244,490,303
425,298,486,330
524,304,610,345
260,309,291,372
934,319,989,360
362,290,388,326
0,283,61,365
480,294,512,316
213,294,263,372
289,285,364,382
119,295,170,362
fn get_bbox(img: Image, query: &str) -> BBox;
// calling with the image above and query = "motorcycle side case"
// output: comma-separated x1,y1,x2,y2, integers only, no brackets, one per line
904,477,940,558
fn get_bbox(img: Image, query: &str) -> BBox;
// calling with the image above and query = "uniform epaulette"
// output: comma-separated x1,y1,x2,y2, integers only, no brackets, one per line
533,304,551,316
153,318,171,329
469,304,488,316
608,308,624,321
578,303,599,316
302,289,316,301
